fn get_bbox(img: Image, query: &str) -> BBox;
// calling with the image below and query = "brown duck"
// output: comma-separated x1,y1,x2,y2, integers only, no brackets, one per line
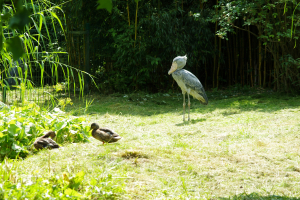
90,123,122,144
33,131,60,150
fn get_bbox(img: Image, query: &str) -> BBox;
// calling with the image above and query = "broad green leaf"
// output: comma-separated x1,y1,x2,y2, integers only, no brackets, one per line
64,188,82,197
69,171,85,190
5,36,25,60
54,121,67,131
0,24,2,51
0,148,9,155
24,124,31,134
12,143,23,152
76,171,85,180
8,8,31,30
96,0,112,13
1,12,11,21
8,124,20,136
90,178,97,186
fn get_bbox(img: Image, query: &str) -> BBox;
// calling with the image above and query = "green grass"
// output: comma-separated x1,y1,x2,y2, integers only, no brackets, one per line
2,89,300,199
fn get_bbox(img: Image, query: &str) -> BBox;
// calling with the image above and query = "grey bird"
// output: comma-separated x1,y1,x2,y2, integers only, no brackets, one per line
33,131,60,150
168,55,208,121
90,123,122,144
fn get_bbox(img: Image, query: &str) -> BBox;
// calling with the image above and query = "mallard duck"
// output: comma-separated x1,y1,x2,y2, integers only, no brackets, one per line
90,123,122,144
33,131,60,150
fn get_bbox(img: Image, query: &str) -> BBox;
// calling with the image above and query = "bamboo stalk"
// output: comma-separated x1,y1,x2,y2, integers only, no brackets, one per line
240,31,244,86
205,60,207,88
248,26,253,87
127,0,130,26
273,56,276,90
234,30,238,84
134,0,139,48
213,0,218,88
276,49,280,91
77,35,81,70
213,22,217,88
258,40,262,86
217,37,221,88
269,68,271,88
226,40,231,86
263,45,267,87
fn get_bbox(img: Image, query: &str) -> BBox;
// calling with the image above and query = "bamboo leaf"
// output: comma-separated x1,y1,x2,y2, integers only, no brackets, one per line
96,0,112,13
5,36,25,60
8,8,31,30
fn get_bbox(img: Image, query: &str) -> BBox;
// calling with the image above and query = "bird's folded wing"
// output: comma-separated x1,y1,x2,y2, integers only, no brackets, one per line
37,138,59,148
100,128,117,135
181,70,205,91
181,70,208,104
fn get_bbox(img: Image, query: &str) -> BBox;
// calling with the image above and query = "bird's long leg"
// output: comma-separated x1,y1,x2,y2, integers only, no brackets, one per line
187,93,190,121
183,93,186,121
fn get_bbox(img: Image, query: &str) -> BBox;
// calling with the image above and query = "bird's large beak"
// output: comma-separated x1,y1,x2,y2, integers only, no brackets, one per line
168,62,177,75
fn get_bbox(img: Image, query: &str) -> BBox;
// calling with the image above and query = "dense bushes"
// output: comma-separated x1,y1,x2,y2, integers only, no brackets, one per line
59,0,300,94
59,0,215,93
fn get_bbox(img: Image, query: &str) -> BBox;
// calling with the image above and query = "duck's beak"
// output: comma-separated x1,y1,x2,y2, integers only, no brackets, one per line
89,127,92,131
168,62,177,75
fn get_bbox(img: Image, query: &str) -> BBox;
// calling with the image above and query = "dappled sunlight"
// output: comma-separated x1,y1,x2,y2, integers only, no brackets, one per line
218,193,300,200
3,90,300,199
65,90,300,120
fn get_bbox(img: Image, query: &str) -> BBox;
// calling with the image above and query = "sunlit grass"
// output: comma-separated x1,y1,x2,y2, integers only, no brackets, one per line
2,89,300,199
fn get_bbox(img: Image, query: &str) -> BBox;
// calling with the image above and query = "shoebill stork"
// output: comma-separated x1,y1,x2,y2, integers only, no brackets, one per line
168,55,208,121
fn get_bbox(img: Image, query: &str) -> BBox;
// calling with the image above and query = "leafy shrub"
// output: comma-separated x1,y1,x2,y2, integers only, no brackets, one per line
0,165,123,199
0,102,90,160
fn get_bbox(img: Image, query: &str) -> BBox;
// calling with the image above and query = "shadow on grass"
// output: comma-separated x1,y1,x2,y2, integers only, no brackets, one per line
175,118,206,126
219,192,300,200
64,90,300,117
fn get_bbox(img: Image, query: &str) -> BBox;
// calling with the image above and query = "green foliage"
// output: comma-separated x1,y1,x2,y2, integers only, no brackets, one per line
0,0,31,59
97,0,112,13
0,102,90,160
0,0,91,105
57,0,215,93
1,91,300,198
208,0,300,92
5,36,25,60
0,162,123,199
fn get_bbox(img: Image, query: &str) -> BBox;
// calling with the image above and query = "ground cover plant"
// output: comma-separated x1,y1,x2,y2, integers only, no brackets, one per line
0,101,90,160
1,88,300,199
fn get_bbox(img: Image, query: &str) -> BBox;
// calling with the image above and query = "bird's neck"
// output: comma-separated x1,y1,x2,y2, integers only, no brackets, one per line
41,134,50,138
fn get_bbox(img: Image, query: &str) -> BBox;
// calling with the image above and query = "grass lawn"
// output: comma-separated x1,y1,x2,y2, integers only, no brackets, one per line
3,88,300,199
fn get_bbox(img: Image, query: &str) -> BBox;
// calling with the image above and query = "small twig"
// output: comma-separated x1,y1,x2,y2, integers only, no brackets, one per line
48,150,51,176
231,24,258,37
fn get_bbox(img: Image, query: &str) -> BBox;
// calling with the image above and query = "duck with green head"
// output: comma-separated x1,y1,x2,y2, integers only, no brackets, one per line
90,123,122,144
